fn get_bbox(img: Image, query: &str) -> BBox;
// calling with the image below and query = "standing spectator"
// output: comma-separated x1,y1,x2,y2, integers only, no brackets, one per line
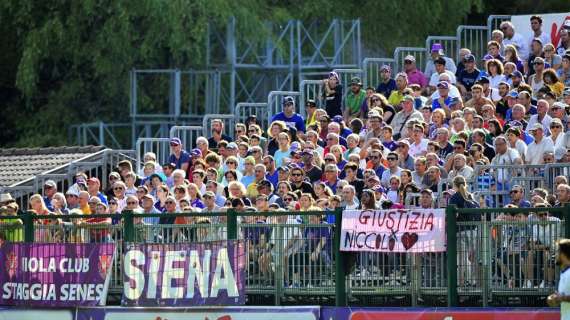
527,38,544,76
376,65,397,98
403,55,427,88
500,21,528,60
323,71,343,118
168,138,190,171
528,15,551,51
271,96,306,134
343,77,367,122
424,43,457,80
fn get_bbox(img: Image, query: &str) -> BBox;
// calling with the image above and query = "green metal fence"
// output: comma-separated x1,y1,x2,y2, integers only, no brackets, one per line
1,205,570,307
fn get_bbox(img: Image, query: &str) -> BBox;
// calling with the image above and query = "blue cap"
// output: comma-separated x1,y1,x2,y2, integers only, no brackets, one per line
282,96,295,106
507,90,519,98
333,115,344,123
512,70,523,78
169,137,182,146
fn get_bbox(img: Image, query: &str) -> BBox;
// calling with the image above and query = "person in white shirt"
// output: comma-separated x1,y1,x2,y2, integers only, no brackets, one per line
409,124,429,157
525,123,555,165
526,99,552,135
547,238,570,319
340,185,359,209
500,21,529,60
428,57,457,90
528,15,551,53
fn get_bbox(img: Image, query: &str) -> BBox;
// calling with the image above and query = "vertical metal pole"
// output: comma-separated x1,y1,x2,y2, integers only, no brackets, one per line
564,204,570,238
99,121,105,147
23,212,35,243
446,205,458,307
124,210,134,242
334,207,347,306
227,209,237,240
174,70,181,118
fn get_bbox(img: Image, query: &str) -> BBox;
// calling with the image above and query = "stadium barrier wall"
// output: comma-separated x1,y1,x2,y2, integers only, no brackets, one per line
1,206,570,307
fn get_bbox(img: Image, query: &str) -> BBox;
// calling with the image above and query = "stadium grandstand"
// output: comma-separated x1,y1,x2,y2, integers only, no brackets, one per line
2,9,570,320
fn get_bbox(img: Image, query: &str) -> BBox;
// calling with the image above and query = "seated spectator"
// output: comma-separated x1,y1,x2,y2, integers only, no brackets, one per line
208,119,233,149
271,96,306,134
403,55,427,88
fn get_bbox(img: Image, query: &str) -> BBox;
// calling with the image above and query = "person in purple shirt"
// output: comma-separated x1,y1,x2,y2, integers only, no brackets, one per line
404,55,428,88
270,96,306,133
168,138,190,171
376,65,397,98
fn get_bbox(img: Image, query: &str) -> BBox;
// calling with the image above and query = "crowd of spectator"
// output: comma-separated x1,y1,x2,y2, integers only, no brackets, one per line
1,15,570,290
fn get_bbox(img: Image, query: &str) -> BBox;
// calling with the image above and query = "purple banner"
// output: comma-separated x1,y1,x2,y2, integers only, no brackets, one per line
0,242,115,307
122,241,246,306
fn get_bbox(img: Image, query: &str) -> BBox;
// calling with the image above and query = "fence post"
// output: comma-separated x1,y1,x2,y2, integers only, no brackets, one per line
227,209,237,240
446,205,458,307
334,207,347,306
562,203,570,239
123,210,134,242
23,212,35,243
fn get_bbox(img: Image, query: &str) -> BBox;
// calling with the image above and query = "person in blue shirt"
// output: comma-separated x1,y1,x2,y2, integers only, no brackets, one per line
168,138,190,171
457,54,481,95
432,81,460,117
270,96,306,134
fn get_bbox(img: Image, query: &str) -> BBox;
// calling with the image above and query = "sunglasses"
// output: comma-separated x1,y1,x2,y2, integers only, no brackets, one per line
108,202,117,205
325,158,336,162
114,187,124,191
284,198,293,202
387,158,397,161
291,173,302,176
551,125,562,129
227,162,237,165
165,201,175,205
127,201,138,205
510,190,520,194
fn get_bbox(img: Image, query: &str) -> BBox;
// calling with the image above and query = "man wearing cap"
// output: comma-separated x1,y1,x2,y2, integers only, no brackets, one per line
168,137,190,171
509,70,524,90
464,84,494,114
526,99,552,135
456,54,480,95
403,55,427,88
500,21,528,60
424,43,457,81
526,123,555,165
343,77,366,122
551,101,569,129
300,149,322,183
43,180,57,211
391,95,423,140
271,96,306,134
432,81,460,118
376,65,397,98
429,57,457,91
323,71,343,118
87,177,108,205
528,16,551,54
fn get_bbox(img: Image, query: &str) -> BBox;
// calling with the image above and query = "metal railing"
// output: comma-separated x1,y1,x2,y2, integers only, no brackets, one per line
299,80,324,115
362,58,396,89
235,102,269,129
0,149,135,210
169,125,204,152
393,47,427,73
135,138,171,171
2,205,570,307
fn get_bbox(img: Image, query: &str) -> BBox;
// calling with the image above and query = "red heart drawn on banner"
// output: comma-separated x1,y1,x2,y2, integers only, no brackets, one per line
551,16,570,48
401,232,419,250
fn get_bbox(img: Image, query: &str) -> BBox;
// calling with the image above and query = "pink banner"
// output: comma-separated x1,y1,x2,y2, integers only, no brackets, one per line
340,209,446,253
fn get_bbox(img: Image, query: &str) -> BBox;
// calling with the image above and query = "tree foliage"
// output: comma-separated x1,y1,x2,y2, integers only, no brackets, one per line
0,0,566,147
